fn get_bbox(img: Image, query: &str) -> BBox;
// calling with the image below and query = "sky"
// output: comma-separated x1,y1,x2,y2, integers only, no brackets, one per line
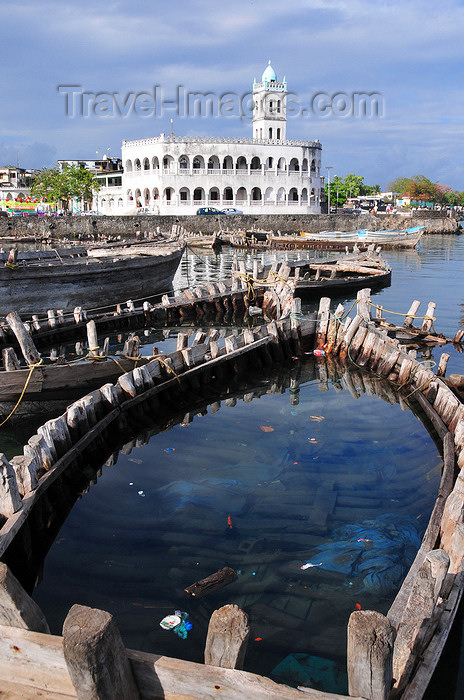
1,0,463,190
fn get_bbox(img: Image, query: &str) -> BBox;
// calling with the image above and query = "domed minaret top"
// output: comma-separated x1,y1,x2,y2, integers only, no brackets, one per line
252,61,288,141
262,60,277,84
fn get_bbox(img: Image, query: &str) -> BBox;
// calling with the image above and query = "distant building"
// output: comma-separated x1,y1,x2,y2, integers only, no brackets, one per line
94,62,322,215
0,166,39,202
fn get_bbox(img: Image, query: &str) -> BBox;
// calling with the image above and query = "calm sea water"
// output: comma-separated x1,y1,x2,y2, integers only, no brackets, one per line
1,233,463,695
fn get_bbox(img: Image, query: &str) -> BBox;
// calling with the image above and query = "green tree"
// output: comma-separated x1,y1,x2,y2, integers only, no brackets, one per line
323,173,379,206
31,163,100,210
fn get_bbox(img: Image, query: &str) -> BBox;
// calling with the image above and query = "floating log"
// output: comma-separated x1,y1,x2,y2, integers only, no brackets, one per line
185,566,237,598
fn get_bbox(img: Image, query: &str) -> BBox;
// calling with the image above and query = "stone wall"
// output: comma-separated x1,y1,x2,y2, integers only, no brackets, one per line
0,212,459,240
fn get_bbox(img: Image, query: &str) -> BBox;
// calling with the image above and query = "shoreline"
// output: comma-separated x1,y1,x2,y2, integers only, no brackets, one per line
0,212,460,241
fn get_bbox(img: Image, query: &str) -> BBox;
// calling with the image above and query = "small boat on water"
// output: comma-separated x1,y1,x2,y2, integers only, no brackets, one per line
223,226,424,251
287,225,425,251
0,241,185,315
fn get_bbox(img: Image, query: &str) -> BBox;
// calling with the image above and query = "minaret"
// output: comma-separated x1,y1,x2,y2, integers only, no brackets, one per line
252,60,287,141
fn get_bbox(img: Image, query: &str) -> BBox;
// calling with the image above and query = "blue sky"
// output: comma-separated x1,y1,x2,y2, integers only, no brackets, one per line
1,0,463,189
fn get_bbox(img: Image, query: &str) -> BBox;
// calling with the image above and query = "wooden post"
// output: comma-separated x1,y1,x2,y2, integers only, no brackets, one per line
356,287,371,321
437,353,450,377
63,604,140,700
325,303,344,355
347,610,394,700
6,311,41,365
204,604,250,670
2,347,21,371
421,301,436,333
315,297,331,350
7,248,18,266
0,454,22,518
404,300,421,328
177,332,189,351
0,563,49,633
10,455,38,495
86,321,99,356
24,434,54,476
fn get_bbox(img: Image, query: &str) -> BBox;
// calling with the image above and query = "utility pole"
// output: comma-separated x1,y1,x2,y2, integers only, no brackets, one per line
325,166,333,214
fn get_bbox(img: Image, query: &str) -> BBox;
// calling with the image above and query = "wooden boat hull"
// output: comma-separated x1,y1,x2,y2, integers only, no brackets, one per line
290,227,424,251
0,245,185,315
0,356,152,403
295,268,391,296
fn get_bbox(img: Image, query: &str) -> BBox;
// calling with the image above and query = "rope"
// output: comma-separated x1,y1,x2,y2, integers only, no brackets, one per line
369,301,436,323
0,358,44,427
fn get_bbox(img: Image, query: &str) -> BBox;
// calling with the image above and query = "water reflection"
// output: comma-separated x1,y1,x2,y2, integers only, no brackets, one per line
4,358,441,693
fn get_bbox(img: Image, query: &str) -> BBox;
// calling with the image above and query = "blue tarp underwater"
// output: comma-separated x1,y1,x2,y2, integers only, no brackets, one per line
271,653,347,694
303,514,422,594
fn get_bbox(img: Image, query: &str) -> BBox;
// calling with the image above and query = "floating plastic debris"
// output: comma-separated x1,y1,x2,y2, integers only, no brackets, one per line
129,458,142,464
355,603,362,610
137,490,145,497
309,415,325,422
260,425,274,433
160,614,181,630
164,447,176,453
300,562,323,570
308,438,318,444
160,611,192,639
314,349,325,356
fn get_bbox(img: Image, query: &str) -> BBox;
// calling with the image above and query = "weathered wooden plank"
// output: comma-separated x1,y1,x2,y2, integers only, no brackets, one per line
0,623,360,700
388,431,455,628
392,549,449,695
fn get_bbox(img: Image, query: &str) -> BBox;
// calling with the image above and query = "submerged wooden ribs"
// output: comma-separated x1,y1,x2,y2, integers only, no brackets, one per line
0,287,463,699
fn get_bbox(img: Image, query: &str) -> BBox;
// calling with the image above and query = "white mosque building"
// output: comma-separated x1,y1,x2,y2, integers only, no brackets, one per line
95,62,322,215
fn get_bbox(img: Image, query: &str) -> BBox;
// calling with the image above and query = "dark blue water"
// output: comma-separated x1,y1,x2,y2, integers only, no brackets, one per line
1,233,463,694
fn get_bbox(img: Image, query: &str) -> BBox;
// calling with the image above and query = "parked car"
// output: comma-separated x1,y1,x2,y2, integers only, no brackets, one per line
196,207,226,215
136,206,160,215
0,211,8,218
221,207,243,215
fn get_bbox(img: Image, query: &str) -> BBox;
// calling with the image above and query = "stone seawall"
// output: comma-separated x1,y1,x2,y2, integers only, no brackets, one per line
0,212,459,240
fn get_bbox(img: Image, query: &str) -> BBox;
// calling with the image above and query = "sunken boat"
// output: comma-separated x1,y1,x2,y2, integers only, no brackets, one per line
235,247,392,304
0,242,185,316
